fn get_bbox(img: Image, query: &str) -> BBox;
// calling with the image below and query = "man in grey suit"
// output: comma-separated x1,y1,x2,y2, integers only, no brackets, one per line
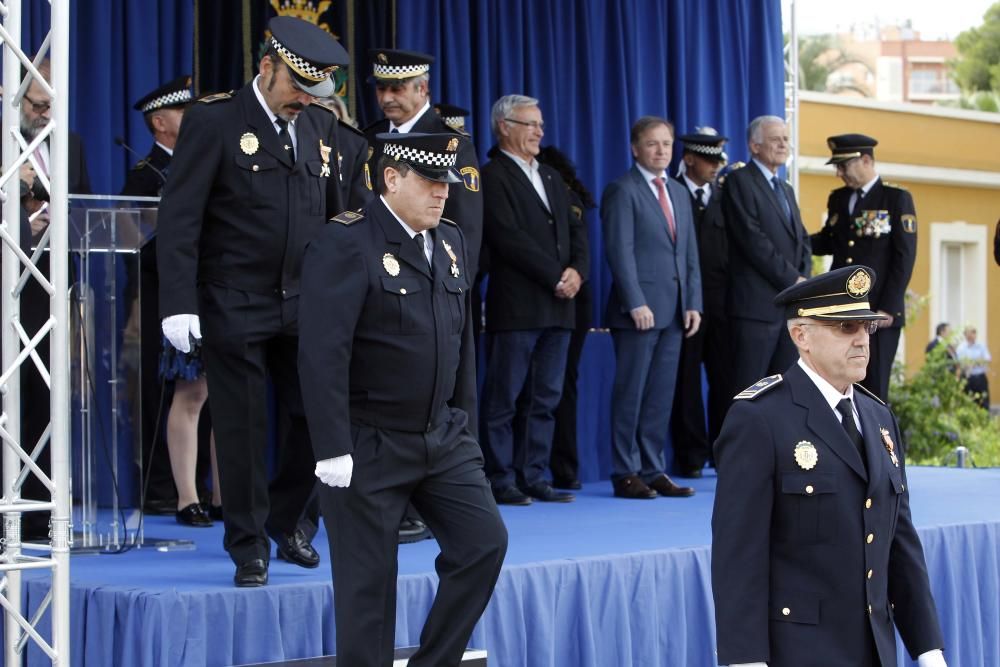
602,116,701,500
723,115,811,394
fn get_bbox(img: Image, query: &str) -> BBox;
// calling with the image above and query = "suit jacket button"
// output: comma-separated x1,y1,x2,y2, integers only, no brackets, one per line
400,288,407,295
781,607,790,616
848,240,855,247
253,165,260,172
865,498,872,509
866,533,874,544
867,569,873,579
846,257,853,264
805,485,814,494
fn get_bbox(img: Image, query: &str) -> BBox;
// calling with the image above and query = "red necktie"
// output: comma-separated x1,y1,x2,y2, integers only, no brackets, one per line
653,177,676,241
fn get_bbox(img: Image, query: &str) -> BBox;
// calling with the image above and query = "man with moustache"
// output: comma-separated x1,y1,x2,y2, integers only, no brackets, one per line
712,265,948,667
156,16,370,586
723,115,811,394
810,134,917,401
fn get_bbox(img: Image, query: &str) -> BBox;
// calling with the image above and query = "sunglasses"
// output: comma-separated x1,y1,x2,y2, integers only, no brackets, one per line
802,320,879,336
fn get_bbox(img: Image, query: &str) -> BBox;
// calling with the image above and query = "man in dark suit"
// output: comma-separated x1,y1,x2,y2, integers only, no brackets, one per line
363,49,483,275
156,17,371,586
120,75,195,515
481,94,588,505
602,116,701,500
723,115,811,394
671,128,730,477
811,134,917,401
299,132,507,667
712,265,947,667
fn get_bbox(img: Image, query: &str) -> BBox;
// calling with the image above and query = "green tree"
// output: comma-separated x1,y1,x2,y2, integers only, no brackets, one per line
951,1,1000,93
788,34,873,96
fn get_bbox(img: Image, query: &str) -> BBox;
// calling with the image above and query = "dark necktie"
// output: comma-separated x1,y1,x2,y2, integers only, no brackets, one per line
771,175,792,227
694,187,705,209
851,188,864,217
390,127,400,134
414,232,431,268
836,398,865,459
275,118,295,162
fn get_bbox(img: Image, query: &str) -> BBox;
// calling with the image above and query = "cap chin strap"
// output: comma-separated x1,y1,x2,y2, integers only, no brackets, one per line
798,302,871,317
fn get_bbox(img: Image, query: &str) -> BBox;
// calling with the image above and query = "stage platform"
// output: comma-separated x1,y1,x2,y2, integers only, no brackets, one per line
12,467,1000,666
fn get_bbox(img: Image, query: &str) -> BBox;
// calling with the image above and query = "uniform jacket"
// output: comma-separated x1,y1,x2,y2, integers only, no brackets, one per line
712,362,944,667
723,164,811,323
121,143,171,197
482,151,589,332
156,82,371,317
365,109,483,275
601,166,702,329
298,198,477,461
677,177,728,320
811,179,917,327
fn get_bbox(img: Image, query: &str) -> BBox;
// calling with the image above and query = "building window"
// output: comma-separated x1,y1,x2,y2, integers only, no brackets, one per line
929,222,988,342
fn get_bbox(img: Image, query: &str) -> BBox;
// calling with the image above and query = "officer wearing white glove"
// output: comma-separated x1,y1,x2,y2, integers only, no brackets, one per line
161,313,201,353
315,455,353,488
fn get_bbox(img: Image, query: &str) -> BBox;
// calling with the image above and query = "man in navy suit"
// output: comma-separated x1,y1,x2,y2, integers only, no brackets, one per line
602,116,701,499
712,265,947,667
723,115,811,394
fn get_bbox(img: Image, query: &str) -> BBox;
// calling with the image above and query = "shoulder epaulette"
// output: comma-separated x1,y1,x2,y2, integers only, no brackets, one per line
882,181,907,191
733,374,783,400
853,383,886,406
199,91,233,104
310,99,338,114
439,216,458,227
330,210,365,225
717,161,746,188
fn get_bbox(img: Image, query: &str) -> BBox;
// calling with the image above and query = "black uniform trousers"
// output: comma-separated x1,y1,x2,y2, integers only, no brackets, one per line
319,408,507,667
199,284,315,564
862,327,901,402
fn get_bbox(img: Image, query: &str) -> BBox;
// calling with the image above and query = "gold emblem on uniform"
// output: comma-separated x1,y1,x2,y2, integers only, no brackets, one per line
901,214,917,234
794,441,819,470
240,132,259,155
880,427,899,467
377,52,389,64
846,268,871,298
446,137,459,152
826,213,838,227
318,139,332,178
442,240,460,277
382,252,400,277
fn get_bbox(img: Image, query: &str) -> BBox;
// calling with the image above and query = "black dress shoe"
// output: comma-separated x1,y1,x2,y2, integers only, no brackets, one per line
234,559,268,587
272,529,321,568
648,474,696,497
552,477,583,490
613,475,658,499
399,517,433,544
493,485,533,506
522,483,575,503
175,503,213,527
208,504,224,521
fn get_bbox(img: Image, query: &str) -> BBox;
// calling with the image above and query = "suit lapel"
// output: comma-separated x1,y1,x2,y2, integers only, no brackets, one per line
750,165,793,236
240,85,293,168
497,153,551,215
374,200,432,279
787,365,868,481
855,392,888,489
629,167,674,245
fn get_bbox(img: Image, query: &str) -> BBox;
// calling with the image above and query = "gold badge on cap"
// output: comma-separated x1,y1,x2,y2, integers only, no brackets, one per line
442,240,460,277
382,253,400,277
846,268,871,298
880,427,899,467
377,52,388,64
240,132,259,155
446,137,459,152
794,441,819,470
318,139,332,178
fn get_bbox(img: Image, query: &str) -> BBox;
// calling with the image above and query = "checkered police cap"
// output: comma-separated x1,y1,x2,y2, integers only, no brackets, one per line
267,16,348,98
383,142,458,168
369,49,434,81
134,75,194,113
375,132,464,184
271,35,337,82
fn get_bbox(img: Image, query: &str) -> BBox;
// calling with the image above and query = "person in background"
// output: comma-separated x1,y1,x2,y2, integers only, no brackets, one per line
956,325,991,410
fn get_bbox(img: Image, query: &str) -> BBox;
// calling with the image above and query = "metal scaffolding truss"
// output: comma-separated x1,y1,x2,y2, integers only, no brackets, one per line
1,0,72,664
784,0,801,193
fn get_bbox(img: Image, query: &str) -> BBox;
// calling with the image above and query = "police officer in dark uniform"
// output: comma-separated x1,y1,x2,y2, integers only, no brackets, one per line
299,132,507,667
811,134,917,402
712,265,947,667
671,128,730,476
121,75,195,515
156,16,371,587
363,49,483,275
364,48,485,542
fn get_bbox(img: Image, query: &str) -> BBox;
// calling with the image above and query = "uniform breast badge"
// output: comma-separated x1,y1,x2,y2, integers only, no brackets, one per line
240,132,260,156
794,441,819,470
382,253,401,277
880,427,899,467
318,140,332,178
442,240,460,277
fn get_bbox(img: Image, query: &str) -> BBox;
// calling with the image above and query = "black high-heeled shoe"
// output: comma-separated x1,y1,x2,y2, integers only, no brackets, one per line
175,503,213,527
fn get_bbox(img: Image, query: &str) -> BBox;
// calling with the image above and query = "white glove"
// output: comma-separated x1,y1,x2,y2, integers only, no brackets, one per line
315,455,353,488
162,314,201,353
917,650,947,667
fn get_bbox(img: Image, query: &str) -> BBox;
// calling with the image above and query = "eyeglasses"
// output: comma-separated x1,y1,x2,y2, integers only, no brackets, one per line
23,95,51,114
801,320,879,335
504,117,544,131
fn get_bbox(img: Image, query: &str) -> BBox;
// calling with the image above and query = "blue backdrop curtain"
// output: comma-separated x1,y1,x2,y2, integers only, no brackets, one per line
396,0,785,324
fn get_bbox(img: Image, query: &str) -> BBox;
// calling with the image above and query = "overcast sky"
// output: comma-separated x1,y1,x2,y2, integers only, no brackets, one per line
784,0,996,40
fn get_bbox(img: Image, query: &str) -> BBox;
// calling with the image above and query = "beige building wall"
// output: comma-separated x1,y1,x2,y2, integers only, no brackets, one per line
795,92,1000,377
